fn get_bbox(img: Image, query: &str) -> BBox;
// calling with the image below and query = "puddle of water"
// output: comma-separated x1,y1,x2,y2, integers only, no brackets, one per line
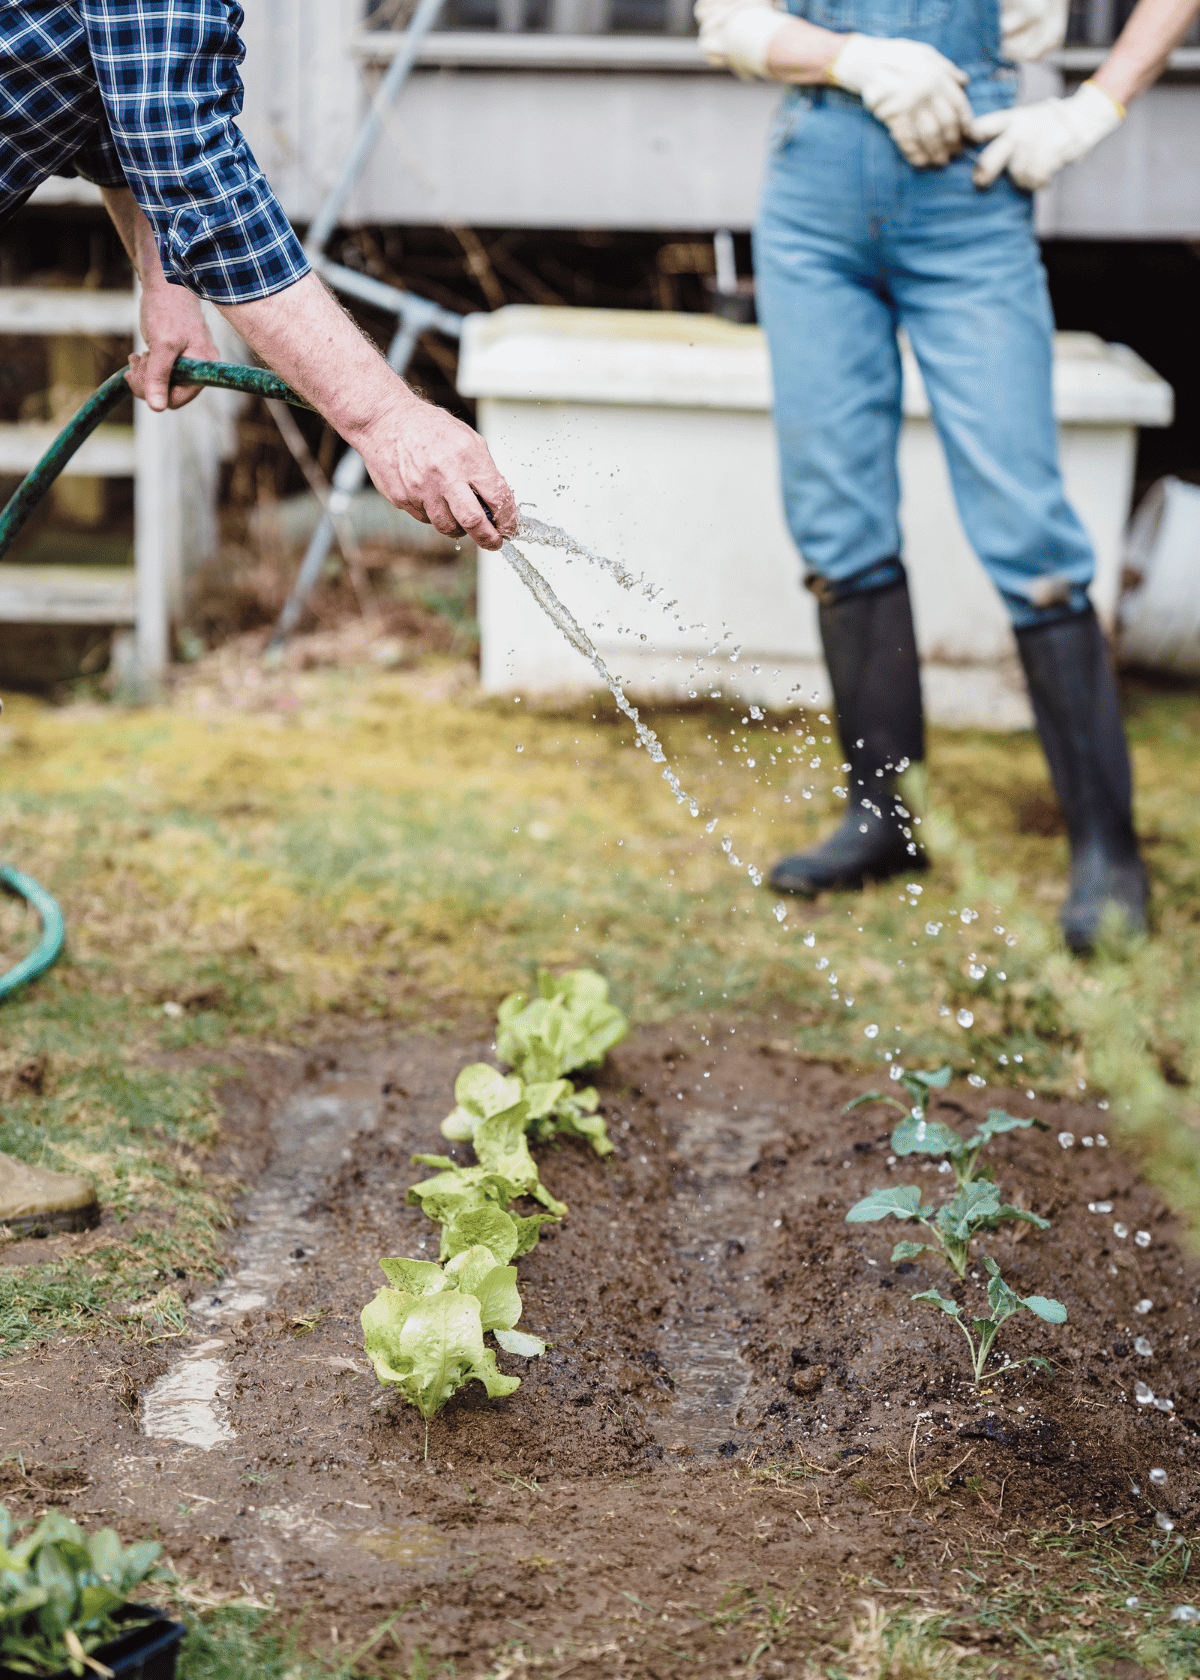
140,1338,234,1449
356,1523,448,1564
141,1074,382,1450
655,1105,788,1456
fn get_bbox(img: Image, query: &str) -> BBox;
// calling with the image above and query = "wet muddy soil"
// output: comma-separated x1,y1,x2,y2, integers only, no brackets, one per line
4,1024,1200,1676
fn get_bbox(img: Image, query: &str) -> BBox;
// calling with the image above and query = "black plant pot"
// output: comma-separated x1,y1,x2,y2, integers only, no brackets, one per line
0,1606,186,1680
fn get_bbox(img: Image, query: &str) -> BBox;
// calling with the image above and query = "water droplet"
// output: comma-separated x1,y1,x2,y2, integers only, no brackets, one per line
1170,1605,1199,1622
967,1074,986,1088
515,744,524,752
925,922,941,936
907,882,923,895
1088,1201,1113,1213
938,1160,951,1174
1096,1132,1108,1144
1126,1596,1139,1609
956,1009,974,1028
1005,934,1017,946
865,1024,879,1039
916,1121,928,1143
803,932,815,948
706,819,718,834
889,1064,904,1082
968,964,986,980
1135,1382,1155,1405
1135,1299,1154,1315
1058,1132,1075,1149
816,957,829,971
1114,1222,1129,1239
1155,1397,1175,1412
1150,1468,1168,1485
747,758,756,768
773,902,787,923
1135,1231,1151,1248
1135,1337,1154,1357
1156,1512,1175,1531
1082,1136,1094,1147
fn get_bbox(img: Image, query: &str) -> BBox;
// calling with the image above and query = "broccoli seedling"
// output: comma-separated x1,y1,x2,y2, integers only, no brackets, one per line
846,1180,1049,1279
847,1067,1046,1186
913,1257,1066,1386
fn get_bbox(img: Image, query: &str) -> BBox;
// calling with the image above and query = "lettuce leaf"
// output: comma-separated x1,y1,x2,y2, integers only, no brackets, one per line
496,968,627,1082
361,1287,519,1419
473,1106,568,1217
441,1063,525,1143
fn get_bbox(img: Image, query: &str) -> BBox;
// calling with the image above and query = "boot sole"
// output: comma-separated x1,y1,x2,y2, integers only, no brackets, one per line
769,853,929,899
2,1202,100,1239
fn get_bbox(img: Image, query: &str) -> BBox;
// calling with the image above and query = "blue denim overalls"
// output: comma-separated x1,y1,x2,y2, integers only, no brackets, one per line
752,0,1095,626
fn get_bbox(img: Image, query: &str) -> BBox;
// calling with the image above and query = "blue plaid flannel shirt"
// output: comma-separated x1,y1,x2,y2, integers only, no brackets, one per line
0,0,309,304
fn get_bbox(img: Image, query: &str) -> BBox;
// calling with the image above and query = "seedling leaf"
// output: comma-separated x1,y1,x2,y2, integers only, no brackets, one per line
891,1116,964,1157
440,1205,521,1266
890,1239,938,1263
846,1185,928,1224
474,1104,568,1216
468,1265,524,1334
912,1289,960,1315
972,1109,1041,1144
1023,1295,1068,1323
844,1090,908,1116
512,1213,557,1257
441,1063,525,1142
494,1329,546,1358
378,1258,448,1296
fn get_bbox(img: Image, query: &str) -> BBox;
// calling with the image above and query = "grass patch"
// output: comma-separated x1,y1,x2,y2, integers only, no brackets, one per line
2,661,1200,1349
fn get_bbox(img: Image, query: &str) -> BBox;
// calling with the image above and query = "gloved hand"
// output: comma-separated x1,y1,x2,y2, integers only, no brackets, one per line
830,34,973,168
970,80,1125,190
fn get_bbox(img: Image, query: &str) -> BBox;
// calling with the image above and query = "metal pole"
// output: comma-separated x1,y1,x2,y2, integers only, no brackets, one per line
303,0,447,260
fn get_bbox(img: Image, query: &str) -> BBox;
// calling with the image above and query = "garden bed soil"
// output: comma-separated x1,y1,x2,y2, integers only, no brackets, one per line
3,1023,1199,1676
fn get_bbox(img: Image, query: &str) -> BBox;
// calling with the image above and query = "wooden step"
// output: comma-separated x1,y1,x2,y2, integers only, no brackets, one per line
0,287,135,336
0,563,134,624
0,421,135,478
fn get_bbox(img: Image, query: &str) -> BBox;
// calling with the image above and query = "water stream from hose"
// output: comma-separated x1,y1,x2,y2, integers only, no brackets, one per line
501,528,765,887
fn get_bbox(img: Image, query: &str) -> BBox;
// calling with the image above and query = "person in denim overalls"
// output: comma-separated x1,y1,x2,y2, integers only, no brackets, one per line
698,0,1148,950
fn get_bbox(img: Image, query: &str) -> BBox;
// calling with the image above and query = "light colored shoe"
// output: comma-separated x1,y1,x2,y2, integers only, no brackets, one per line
0,1151,99,1237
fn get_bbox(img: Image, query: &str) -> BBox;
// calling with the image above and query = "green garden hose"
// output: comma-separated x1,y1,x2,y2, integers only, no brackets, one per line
0,865,65,1000
0,357,313,997
0,358,313,561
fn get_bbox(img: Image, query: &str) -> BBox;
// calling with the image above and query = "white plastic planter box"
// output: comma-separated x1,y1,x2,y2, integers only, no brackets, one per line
459,306,1173,729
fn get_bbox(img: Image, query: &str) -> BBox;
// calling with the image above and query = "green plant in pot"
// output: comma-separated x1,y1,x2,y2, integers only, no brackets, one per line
0,1506,177,1679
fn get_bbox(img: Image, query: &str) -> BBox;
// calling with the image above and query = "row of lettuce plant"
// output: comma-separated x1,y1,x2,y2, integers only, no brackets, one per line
361,969,627,1452
846,1066,1068,1385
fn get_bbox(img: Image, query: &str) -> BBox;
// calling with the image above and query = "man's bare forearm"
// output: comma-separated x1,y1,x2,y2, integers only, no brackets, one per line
1092,0,1200,106
219,273,420,452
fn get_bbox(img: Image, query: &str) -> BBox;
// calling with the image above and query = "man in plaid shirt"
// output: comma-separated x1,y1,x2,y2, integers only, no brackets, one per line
0,0,516,549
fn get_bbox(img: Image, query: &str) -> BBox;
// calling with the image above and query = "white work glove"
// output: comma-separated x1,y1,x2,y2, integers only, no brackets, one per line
970,80,1125,191
830,34,973,168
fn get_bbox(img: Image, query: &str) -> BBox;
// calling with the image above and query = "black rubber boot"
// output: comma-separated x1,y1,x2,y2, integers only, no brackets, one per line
1015,608,1148,952
769,571,926,898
